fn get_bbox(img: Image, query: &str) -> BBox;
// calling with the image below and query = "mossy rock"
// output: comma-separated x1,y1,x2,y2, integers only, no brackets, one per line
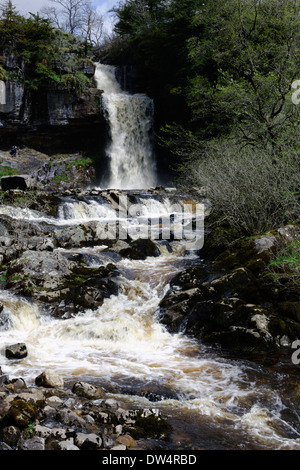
128,414,172,441
277,302,300,323
1,399,38,429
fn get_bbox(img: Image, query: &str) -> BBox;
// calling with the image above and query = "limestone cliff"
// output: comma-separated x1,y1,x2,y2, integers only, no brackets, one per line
0,50,104,154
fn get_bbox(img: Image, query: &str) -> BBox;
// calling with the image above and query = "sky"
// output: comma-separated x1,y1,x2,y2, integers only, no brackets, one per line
12,0,118,34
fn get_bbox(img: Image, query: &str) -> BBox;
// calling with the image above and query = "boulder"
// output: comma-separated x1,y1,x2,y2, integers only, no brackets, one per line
75,433,102,450
159,228,300,355
72,381,105,400
5,251,119,317
119,238,161,260
1,399,38,429
18,436,45,450
5,343,27,360
35,371,64,389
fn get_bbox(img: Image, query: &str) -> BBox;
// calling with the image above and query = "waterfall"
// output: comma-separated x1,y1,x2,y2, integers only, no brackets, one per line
0,80,6,105
94,63,157,190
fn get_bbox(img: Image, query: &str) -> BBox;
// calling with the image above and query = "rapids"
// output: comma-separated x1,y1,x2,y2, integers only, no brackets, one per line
0,63,299,450
1,194,300,450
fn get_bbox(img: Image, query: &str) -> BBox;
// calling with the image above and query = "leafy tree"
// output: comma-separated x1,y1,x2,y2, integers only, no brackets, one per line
0,3,94,96
186,0,300,149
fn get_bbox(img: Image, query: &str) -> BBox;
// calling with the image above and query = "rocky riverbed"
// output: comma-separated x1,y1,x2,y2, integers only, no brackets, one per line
0,368,172,451
0,148,300,450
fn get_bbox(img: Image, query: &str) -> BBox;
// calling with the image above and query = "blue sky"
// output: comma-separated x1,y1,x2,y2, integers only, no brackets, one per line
12,0,118,34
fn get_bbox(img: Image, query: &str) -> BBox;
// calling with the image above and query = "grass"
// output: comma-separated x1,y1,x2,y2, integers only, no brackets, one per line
0,165,20,178
65,157,93,171
266,240,300,289
269,241,300,273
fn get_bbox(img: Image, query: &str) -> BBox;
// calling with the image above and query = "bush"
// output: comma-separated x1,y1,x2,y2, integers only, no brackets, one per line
178,140,300,236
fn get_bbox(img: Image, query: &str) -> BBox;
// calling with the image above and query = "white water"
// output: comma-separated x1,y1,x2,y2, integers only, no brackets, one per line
1,195,300,449
0,80,6,105
94,63,157,190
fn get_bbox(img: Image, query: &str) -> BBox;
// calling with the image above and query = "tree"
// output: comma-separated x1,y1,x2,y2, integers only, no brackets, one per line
41,0,104,46
186,0,300,149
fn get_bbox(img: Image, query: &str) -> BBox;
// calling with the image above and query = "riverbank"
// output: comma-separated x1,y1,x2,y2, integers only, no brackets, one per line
0,368,174,451
0,147,300,450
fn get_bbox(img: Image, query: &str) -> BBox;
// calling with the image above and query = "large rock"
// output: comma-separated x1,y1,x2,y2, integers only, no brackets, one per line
6,250,119,317
35,371,64,389
159,225,300,355
72,381,105,400
119,238,161,260
5,343,27,360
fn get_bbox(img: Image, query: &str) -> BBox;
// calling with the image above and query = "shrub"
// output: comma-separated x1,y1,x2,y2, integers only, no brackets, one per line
177,139,300,236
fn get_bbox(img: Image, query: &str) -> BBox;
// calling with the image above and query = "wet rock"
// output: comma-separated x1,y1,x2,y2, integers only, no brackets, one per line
0,426,21,447
35,371,64,389
6,251,119,317
0,371,173,451
116,434,137,448
18,436,45,450
57,439,80,450
0,311,12,331
125,413,172,441
1,399,38,429
72,381,105,400
75,433,102,450
5,343,27,360
0,374,10,386
5,388,45,405
159,224,300,355
119,238,161,260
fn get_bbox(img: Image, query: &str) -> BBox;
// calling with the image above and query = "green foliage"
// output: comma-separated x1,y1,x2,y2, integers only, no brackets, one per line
174,138,300,236
60,72,90,96
267,239,300,290
0,165,20,178
0,5,94,95
186,0,300,147
270,241,300,273
65,157,93,170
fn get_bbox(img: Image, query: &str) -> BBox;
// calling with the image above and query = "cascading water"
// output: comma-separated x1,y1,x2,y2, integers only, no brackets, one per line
0,80,6,105
1,192,300,450
94,63,157,190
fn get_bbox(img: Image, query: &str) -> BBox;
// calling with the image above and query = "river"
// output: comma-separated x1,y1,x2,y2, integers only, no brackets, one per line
0,192,299,450
0,63,300,450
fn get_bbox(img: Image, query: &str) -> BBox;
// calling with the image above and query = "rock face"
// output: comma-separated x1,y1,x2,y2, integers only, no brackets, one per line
158,225,300,355
0,51,104,154
5,250,119,318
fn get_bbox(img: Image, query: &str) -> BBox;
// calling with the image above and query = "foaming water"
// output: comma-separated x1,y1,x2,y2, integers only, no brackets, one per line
58,200,117,223
1,195,300,449
2,258,300,450
94,63,157,189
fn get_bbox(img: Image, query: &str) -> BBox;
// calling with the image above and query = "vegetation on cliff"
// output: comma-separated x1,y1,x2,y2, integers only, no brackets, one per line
106,0,300,237
0,1,95,94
